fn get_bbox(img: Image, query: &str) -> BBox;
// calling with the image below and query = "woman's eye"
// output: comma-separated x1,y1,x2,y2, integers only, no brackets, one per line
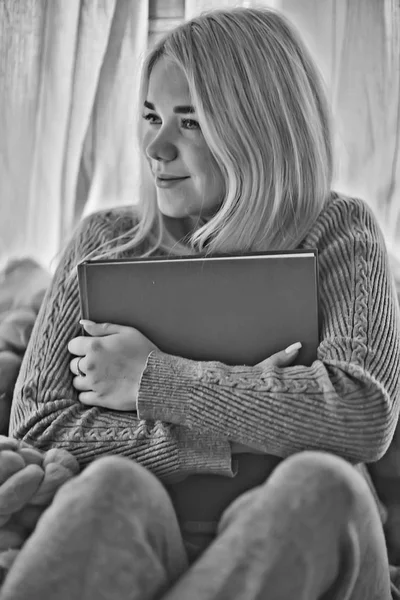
142,114,200,130
182,118,201,130
142,113,161,125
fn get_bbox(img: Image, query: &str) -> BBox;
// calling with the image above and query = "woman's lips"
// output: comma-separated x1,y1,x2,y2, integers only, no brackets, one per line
155,176,190,188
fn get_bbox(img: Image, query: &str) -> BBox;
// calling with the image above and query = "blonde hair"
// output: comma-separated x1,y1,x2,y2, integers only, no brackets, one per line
79,6,333,263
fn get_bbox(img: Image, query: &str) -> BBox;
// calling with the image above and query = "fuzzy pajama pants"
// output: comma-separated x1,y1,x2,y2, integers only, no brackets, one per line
0,451,392,600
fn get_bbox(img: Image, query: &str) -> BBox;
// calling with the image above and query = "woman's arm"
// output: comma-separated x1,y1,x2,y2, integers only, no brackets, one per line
9,210,234,481
137,197,400,464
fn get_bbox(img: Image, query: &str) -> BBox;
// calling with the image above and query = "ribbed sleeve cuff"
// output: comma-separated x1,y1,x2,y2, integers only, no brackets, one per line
137,351,234,477
137,350,202,425
137,351,235,478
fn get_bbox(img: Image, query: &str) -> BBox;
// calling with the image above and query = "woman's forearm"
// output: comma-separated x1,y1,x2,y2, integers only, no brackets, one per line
10,382,234,482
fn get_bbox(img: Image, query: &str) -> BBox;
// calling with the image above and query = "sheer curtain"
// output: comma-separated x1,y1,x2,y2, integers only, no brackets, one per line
279,0,400,257
186,0,277,18
0,0,148,271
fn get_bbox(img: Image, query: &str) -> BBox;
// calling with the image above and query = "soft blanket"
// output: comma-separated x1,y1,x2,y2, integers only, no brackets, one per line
0,254,400,596
0,258,50,435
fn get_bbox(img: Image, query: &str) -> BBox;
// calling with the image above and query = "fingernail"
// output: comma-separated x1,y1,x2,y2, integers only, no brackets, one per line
79,319,94,326
285,342,302,354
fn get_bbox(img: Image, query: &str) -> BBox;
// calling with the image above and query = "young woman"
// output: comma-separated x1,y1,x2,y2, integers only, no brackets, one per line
4,6,400,600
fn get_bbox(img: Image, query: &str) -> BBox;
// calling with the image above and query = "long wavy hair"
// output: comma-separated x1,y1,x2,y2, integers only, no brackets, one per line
77,5,333,263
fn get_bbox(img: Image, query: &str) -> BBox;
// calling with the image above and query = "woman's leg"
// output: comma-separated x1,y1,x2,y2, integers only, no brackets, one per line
0,456,188,600
164,451,392,600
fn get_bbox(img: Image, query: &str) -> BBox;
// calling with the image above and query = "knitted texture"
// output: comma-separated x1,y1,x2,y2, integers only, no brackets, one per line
137,196,400,463
9,207,234,483
7,193,400,575
5,193,400,596
0,436,79,584
0,258,50,435
9,194,400,468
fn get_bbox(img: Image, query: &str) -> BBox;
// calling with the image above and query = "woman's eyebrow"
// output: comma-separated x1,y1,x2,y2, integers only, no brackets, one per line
144,100,195,114
174,105,195,114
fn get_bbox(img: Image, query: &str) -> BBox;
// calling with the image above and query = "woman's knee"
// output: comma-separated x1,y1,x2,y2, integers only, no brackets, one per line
219,451,361,537
57,455,169,511
266,451,373,513
275,449,351,475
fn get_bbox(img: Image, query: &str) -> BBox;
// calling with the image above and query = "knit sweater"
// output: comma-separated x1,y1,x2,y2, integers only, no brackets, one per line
9,194,400,487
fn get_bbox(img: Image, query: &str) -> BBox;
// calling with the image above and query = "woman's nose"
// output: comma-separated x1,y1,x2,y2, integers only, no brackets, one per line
145,129,177,162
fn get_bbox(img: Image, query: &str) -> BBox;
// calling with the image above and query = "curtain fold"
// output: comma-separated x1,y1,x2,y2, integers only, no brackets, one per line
185,0,277,20
80,0,149,224
0,0,148,270
279,0,400,255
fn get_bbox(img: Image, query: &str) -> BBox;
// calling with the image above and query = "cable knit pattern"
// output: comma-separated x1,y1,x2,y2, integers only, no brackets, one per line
9,208,233,483
136,196,400,466
9,195,400,476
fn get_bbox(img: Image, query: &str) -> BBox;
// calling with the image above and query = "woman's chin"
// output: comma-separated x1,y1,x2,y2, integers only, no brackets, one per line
159,209,203,240
157,197,193,220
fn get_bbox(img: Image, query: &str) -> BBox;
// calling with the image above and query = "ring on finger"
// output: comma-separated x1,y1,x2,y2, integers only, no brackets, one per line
77,357,86,377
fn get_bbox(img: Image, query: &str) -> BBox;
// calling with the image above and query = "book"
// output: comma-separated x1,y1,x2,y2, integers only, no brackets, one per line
77,249,320,368
77,249,320,521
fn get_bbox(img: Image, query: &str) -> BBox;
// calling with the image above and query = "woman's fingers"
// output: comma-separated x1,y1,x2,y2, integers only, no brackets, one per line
69,357,92,391
67,335,91,356
72,376,93,392
257,342,302,368
78,391,103,407
69,356,87,376
79,320,123,336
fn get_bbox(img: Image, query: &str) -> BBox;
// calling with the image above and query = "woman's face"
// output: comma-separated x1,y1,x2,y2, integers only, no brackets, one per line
142,57,224,220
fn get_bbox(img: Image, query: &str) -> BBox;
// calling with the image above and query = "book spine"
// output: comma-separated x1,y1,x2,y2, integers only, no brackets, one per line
77,264,89,336
314,253,322,343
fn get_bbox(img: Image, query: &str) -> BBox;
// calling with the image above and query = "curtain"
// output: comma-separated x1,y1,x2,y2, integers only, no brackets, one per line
185,0,277,19
278,0,400,256
0,0,148,271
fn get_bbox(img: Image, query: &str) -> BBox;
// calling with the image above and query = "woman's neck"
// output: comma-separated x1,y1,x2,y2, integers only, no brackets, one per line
163,215,202,242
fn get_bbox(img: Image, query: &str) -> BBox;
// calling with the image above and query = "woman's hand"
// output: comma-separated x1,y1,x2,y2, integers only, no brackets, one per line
67,320,158,412
231,342,302,454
